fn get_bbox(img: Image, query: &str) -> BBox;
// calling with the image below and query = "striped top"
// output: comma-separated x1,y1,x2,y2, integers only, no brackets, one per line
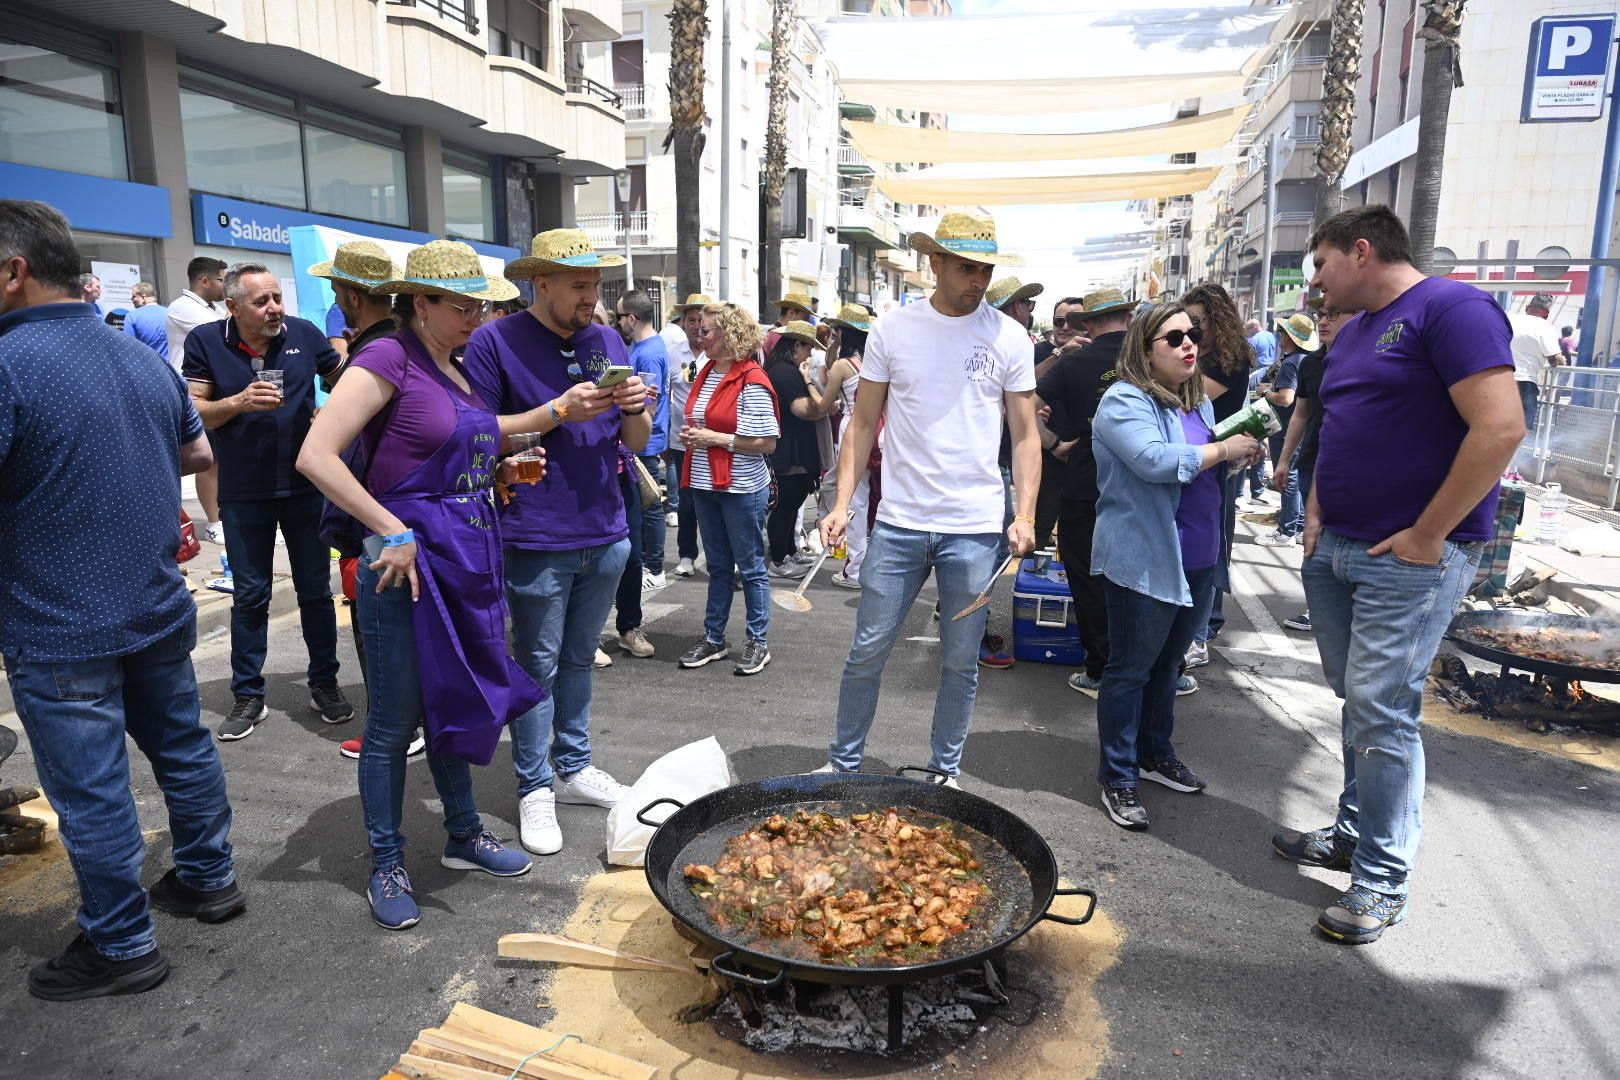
687,373,779,494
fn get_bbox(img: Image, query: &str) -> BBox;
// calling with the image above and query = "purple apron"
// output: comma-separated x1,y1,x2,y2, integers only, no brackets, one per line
371,339,543,765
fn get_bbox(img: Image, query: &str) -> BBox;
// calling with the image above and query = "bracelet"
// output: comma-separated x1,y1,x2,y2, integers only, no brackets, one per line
1220,441,1231,462
1014,513,1035,525
621,405,646,416
549,399,568,426
382,529,415,548
728,434,737,452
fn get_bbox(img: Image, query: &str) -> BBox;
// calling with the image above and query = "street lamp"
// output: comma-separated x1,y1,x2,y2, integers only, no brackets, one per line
614,169,634,291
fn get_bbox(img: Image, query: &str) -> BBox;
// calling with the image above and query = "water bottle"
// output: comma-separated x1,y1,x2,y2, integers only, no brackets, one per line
1537,483,1566,545
220,552,232,579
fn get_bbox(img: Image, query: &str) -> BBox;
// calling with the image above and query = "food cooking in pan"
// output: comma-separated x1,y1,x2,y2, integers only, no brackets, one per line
684,806,990,964
1462,626,1620,671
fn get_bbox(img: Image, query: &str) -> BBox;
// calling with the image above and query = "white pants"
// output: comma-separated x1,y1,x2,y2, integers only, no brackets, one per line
844,470,872,582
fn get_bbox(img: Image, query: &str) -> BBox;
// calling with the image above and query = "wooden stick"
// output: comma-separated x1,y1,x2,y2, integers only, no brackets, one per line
416,1029,607,1080
394,1053,504,1080
443,1004,657,1080
497,933,687,974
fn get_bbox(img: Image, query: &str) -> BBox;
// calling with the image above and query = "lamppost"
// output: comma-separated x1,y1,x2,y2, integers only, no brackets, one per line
614,169,635,292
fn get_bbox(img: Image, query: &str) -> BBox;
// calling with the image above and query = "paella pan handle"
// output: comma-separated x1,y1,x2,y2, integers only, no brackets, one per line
894,765,951,783
1040,886,1098,926
708,951,787,989
635,796,686,828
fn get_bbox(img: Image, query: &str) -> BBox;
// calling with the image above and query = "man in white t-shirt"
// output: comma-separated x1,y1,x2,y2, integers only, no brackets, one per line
166,256,230,544
1506,293,1562,433
817,212,1040,783
661,294,711,575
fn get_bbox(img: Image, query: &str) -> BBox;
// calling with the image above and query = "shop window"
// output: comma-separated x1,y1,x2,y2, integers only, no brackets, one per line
0,39,127,180
444,160,494,242
305,124,408,226
180,88,305,208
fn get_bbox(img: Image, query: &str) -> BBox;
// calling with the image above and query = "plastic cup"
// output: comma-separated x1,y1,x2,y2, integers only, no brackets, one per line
511,448,545,484
259,369,285,401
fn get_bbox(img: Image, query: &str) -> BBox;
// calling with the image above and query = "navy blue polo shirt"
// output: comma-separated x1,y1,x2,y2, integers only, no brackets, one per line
182,315,340,502
0,302,204,662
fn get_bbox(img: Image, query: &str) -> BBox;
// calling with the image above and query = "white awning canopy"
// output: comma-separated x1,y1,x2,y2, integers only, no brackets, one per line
876,164,1224,207
844,106,1251,165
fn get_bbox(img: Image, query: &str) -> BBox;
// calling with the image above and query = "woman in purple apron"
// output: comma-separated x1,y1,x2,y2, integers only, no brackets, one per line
299,240,556,930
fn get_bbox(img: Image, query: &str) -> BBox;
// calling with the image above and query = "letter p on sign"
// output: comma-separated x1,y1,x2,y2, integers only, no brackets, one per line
1548,26,1593,70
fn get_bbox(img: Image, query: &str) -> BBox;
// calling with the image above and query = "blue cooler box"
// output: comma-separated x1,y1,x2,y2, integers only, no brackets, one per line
1012,554,1085,666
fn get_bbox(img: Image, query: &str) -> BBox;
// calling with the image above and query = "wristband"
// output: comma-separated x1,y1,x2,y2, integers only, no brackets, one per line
549,399,568,425
382,530,415,548
621,405,646,416
1014,513,1035,526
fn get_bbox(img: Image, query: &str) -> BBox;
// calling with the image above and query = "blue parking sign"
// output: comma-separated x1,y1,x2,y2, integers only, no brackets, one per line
1523,14,1616,122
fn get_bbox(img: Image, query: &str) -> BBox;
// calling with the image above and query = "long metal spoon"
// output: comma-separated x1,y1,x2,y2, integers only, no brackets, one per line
772,510,854,613
952,552,1018,621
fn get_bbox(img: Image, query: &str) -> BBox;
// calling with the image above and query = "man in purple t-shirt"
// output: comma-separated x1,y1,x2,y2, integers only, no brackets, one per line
462,229,651,857
1274,206,1524,945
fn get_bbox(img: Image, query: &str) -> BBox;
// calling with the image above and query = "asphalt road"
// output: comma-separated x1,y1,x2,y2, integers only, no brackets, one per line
3,512,1618,1079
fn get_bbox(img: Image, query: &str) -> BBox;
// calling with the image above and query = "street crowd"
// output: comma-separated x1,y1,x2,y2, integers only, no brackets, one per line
0,195,1525,1004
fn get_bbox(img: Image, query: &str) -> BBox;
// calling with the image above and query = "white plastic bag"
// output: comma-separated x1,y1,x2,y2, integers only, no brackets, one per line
606,737,732,866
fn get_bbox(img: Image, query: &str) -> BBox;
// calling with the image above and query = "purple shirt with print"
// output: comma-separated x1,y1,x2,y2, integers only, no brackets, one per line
352,332,488,496
1316,276,1512,544
1176,410,1222,572
462,311,631,551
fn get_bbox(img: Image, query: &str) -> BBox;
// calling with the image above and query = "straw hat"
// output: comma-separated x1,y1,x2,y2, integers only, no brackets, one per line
372,240,519,301
986,277,1044,310
777,292,815,313
505,227,626,280
908,210,1024,267
775,320,825,349
1276,311,1321,351
307,240,399,289
670,293,714,315
1071,287,1134,320
824,303,872,332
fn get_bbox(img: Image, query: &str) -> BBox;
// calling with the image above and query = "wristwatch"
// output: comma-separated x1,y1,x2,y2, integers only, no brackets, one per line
727,434,737,452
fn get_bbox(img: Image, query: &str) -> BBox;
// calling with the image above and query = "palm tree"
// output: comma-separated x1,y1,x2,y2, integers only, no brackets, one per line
1313,0,1365,225
761,0,795,318
665,0,709,298
1408,0,1468,274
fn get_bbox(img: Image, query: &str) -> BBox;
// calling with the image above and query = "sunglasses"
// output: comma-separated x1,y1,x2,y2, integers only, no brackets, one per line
1152,325,1204,348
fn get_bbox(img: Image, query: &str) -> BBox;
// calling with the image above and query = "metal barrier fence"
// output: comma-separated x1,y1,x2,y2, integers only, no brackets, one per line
1532,365,1620,509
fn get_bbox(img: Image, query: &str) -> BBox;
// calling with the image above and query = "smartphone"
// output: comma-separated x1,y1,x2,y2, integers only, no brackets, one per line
363,534,385,562
596,365,634,388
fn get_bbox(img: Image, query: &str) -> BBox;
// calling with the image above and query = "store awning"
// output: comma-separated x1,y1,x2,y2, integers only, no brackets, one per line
844,106,1250,165
875,164,1224,207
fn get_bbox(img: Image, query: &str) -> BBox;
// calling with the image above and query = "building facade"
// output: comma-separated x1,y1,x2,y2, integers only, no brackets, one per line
0,0,625,304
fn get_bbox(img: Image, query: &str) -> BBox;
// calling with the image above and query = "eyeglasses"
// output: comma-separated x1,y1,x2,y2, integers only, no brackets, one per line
615,312,633,322
1151,325,1204,348
442,298,491,319
696,326,718,337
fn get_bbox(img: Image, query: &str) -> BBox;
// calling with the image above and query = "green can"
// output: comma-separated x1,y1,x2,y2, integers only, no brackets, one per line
1213,397,1282,442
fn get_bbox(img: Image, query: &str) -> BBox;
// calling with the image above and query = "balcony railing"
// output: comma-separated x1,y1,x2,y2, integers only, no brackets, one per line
837,141,869,169
387,0,479,35
578,211,655,247
566,74,622,109
615,83,649,120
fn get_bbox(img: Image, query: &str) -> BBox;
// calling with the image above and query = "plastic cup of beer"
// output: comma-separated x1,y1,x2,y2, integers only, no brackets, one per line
259,369,285,401
511,448,545,484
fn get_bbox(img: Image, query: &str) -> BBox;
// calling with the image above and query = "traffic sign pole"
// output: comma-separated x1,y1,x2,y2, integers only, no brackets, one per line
1577,35,1620,367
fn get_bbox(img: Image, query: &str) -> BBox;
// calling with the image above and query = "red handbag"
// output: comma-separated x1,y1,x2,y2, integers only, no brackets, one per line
177,509,202,564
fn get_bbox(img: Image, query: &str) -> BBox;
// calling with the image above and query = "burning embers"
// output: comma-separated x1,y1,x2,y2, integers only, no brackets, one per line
1433,655,1620,737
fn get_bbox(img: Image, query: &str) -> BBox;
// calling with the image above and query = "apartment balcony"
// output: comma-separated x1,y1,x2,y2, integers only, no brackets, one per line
838,141,874,175
484,53,569,156
838,190,901,250
578,211,657,248
385,1,489,121
615,84,653,122
561,0,623,41
839,101,878,121
565,75,626,173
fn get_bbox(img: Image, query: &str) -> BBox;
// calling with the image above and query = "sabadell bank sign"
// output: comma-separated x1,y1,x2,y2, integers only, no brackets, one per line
190,193,421,254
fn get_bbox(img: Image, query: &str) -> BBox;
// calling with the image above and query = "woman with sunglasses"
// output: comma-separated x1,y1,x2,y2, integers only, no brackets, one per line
1090,303,1263,831
677,303,781,676
298,240,552,930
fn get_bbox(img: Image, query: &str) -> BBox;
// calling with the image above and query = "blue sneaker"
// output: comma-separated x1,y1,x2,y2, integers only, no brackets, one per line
441,831,532,877
367,866,420,931
1317,884,1407,945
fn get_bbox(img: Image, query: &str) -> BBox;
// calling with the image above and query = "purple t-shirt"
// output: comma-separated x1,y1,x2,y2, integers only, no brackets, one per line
462,312,631,551
1317,277,1512,544
1176,411,1221,572
352,332,488,496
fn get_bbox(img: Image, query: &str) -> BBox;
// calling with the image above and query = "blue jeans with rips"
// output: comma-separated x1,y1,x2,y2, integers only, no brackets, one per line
829,523,1001,778
355,562,482,870
505,538,630,797
691,486,771,645
3,617,235,960
1303,529,1481,894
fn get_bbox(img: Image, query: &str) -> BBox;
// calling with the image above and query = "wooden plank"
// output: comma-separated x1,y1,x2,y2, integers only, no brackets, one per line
416,1029,604,1080
444,1004,657,1080
497,933,687,974
394,1053,504,1080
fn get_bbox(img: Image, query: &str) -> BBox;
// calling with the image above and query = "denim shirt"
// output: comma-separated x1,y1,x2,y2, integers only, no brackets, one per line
1091,382,1215,606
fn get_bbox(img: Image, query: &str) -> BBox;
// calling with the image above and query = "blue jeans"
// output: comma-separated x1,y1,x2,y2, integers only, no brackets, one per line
218,491,339,698
665,450,700,560
1303,530,1481,894
640,454,667,572
355,563,481,870
830,523,1001,777
691,486,771,645
3,618,234,960
506,538,629,796
1194,469,1242,644
1096,567,1215,788
615,471,645,635
1270,434,1303,537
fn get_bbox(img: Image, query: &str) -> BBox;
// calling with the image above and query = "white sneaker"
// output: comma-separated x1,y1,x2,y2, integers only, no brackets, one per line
1256,529,1299,547
642,570,667,590
675,558,696,577
202,521,225,545
554,765,628,808
810,762,841,775
1184,640,1209,668
666,511,678,528
830,570,861,589
519,789,562,855
593,647,613,669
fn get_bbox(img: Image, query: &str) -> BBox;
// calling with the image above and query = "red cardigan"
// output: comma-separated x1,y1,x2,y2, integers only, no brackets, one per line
682,357,780,490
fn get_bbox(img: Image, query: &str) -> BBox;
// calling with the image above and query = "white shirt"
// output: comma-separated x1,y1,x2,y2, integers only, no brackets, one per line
661,322,704,449
166,290,226,373
1507,311,1561,384
860,299,1036,534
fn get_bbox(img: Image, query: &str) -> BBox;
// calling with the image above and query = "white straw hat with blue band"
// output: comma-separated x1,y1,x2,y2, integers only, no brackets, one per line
505,227,627,281
372,239,519,301
908,210,1025,267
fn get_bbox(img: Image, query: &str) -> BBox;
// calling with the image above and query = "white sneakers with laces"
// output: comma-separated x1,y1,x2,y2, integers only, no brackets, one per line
554,765,628,808
518,789,561,855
